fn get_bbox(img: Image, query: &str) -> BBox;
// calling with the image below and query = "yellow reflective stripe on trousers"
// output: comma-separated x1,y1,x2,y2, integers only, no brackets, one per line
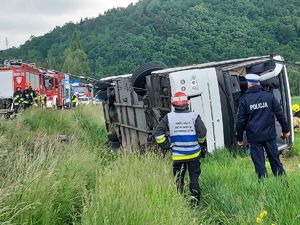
172,151,200,161
156,136,166,144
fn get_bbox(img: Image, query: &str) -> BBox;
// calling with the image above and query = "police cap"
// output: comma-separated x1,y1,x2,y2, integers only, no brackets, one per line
245,74,261,83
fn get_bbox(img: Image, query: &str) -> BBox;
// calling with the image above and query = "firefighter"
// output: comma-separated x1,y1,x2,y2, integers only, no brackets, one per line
22,83,36,110
154,91,207,207
292,104,300,133
33,88,42,108
292,104,300,118
235,74,290,179
72,93,78,108
12,86,23,113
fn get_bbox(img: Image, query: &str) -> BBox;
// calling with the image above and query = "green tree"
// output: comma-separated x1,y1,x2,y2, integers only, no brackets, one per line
1,0,300,76
62,32,91,75
288,67,300,96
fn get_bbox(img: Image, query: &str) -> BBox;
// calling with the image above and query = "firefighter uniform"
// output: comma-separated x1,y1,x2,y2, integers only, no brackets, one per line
292,104,300,133
33,88,43,108
13,88,23,112
22,85,36,110
236,74,290,178
292,104,300,118
154,92,207,206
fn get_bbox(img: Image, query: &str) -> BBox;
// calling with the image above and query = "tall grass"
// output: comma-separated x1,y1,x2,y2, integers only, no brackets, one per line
1,106,300,225
0,106,114,224
82,154,199,225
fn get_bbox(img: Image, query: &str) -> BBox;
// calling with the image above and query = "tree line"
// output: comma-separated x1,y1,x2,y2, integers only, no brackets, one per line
0,0,300,95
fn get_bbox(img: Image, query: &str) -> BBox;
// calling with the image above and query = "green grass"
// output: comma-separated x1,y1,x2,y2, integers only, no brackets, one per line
1,106,300,224
292,96,300,105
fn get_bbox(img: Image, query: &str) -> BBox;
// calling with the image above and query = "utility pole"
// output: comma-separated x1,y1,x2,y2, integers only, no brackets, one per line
5,37,9,49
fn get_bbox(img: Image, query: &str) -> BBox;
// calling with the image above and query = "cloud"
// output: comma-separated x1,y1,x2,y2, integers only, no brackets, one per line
0,0,138,50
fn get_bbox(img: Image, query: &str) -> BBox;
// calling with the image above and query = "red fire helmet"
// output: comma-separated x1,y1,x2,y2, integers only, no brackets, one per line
171,91,189,106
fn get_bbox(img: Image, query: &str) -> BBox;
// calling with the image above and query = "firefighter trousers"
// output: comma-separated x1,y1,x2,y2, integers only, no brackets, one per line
173,158,201,200
249,139,285,178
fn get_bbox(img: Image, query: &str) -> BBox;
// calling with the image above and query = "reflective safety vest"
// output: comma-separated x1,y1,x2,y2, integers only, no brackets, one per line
72,96,77,103
168,112,201,161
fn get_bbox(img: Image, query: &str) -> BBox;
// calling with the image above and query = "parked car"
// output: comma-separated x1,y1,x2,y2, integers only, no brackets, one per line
78,96,91,105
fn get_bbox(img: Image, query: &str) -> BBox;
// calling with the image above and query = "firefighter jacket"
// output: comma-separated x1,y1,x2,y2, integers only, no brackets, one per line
22,89,36,105
34,94,43,107
13,90,23,105
154,109,207,161
236,86,289,143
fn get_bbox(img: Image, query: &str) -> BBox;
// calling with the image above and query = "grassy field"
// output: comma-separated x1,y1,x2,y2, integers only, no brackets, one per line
0,106,300,225
292,96,300,105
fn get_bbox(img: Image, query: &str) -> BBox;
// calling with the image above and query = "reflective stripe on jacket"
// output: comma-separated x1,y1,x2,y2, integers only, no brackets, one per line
168,112,201,161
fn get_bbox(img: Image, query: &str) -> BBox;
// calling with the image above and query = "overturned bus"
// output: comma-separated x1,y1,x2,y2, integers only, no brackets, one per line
98,55,293,152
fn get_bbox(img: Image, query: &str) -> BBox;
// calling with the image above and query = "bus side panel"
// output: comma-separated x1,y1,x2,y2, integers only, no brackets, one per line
169,68,225,152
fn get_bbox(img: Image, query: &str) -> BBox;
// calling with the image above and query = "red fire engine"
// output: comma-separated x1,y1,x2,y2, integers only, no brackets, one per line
0,60,68,112
71,82,93,105
43,71,67,108
0,60,45,110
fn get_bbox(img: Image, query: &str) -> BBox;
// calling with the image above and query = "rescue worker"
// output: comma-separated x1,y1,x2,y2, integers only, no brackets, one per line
33,88,43,108
12,86,23,113
72,93,78,108
22,83,36,110
292,104,300,118
292,104,300,133
154,91,207,207
235,74,290,179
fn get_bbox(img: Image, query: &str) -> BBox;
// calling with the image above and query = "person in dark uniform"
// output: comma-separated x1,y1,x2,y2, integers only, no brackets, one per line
154,91,207,207
22,83,36,110
13,86,23,113
236,74,290,179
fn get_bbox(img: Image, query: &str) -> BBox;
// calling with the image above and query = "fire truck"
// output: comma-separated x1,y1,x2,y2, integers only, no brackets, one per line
43,70,68,109
0,60,44,116
70,81,93,105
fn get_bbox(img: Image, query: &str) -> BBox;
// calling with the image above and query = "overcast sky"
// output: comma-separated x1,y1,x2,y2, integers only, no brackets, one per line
0,0,139,50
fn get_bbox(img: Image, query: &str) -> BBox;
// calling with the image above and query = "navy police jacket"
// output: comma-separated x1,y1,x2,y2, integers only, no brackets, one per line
236,86,289,143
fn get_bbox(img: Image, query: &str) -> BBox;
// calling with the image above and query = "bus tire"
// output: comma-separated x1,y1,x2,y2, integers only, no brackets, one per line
131,61,167,96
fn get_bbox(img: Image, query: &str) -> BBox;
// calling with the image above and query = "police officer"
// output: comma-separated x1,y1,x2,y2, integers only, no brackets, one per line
235,74,290,179
154,91,207,206
22,83,36,110
13,86,23,112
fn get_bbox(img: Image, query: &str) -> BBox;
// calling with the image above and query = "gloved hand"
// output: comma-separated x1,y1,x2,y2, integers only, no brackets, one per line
200,148,207,158
199,139,207,158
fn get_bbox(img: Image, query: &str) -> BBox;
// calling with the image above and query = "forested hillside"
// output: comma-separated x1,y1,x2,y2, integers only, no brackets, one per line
1,0,300,79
